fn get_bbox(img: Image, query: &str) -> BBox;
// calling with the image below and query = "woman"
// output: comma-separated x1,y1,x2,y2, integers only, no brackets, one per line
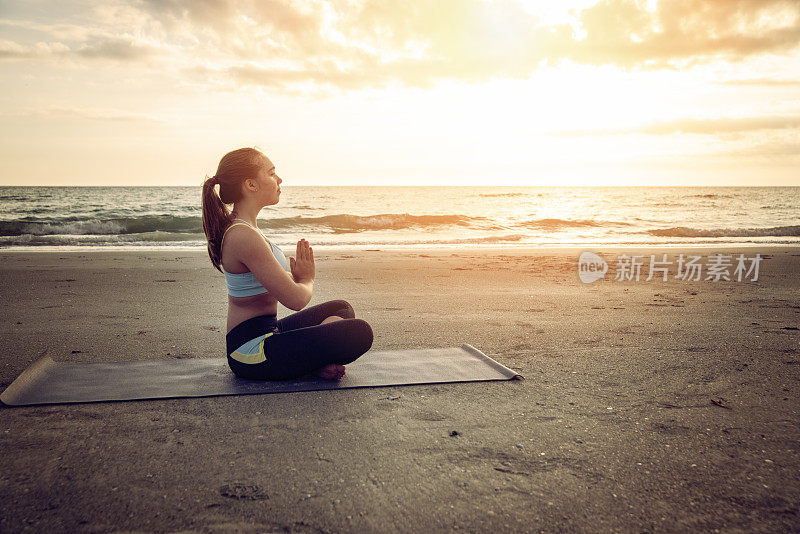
201,147,373,380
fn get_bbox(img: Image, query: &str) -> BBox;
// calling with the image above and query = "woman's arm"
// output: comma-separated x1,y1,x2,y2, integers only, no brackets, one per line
232,230,315,311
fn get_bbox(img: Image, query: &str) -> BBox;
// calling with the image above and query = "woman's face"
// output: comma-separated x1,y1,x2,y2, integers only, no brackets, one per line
256,158,282,206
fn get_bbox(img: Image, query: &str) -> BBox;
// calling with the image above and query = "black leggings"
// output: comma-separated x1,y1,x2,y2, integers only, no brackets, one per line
226,299,373,380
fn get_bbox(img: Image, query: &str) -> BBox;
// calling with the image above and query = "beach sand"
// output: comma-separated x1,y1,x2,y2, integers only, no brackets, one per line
0,246,798,532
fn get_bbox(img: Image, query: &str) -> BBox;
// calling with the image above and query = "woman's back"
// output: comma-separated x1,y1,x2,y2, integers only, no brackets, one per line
220,220,284,333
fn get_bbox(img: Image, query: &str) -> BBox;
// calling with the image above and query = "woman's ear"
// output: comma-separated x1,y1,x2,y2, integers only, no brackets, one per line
244,177,259,192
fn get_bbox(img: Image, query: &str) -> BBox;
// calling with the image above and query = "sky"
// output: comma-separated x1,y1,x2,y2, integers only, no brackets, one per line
1,0,799,186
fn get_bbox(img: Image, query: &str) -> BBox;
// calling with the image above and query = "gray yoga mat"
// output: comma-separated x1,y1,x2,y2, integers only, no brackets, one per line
1,344,522,406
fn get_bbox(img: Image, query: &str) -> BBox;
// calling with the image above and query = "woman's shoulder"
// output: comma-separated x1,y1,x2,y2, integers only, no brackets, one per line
223,221,261,239
221,222,267,257
221,222,247,246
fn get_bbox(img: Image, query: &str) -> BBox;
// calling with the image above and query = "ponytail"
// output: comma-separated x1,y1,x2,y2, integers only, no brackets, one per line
201,147,268,271
201,176,232,272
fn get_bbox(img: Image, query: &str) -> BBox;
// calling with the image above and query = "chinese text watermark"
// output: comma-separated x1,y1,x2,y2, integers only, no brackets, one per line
578,252,763,284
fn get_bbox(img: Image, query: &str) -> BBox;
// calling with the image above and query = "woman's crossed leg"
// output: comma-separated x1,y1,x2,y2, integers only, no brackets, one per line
263,299,372,380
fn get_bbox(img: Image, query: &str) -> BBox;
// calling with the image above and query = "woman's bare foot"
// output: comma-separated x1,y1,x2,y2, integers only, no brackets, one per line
315,363,346,380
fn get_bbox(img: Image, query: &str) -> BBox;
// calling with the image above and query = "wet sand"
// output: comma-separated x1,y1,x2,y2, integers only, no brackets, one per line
0,246,798,532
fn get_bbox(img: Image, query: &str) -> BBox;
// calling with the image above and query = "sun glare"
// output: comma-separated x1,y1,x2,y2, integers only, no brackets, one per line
516,0,600,25
477,5,532,58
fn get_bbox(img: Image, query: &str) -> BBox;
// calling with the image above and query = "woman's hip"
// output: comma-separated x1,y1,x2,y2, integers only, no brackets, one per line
226,314,279,355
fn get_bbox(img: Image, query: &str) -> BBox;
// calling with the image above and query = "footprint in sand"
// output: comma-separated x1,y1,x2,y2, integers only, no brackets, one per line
218,483,268,501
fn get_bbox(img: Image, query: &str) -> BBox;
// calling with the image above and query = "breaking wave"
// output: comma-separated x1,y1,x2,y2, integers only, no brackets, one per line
648,225,800,238
0,213,500,238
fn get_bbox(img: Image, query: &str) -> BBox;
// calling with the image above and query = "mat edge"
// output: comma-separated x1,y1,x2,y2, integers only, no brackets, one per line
1,350,56,406
460,344,524,380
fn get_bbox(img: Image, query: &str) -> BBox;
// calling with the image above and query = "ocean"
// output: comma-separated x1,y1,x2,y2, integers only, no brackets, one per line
0,186,798,250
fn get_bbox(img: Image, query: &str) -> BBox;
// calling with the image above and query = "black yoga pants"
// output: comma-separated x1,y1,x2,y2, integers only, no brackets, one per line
226,299,373,380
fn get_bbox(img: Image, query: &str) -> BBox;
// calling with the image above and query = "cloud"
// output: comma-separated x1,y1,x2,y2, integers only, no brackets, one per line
727,140,800,158
0,36,160,63
0,18,97,41
140,0,328,55
717,78,800,86
226,63,361,89
74,38,160,60
555,114,800,136
152,0,800,88
3,0,800,88
638,115,800,134
3,106,165,123
0,15,162,62
0,38,69,59
561,0,800,67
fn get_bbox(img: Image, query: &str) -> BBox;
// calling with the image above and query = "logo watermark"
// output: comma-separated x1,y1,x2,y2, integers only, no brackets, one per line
578,251,609,283
578,252,763,284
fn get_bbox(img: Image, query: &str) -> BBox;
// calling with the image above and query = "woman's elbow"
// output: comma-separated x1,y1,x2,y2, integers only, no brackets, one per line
283,293,312,311
285,301,304,312
295,293,313,311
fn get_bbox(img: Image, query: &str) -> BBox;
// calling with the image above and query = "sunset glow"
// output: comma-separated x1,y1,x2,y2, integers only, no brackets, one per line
1,0,799,186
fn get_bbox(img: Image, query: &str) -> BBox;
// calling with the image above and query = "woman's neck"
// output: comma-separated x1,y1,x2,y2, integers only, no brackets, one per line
231,203,261,228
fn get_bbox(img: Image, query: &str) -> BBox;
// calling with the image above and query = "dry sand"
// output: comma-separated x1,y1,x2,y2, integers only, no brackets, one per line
0,246,798,533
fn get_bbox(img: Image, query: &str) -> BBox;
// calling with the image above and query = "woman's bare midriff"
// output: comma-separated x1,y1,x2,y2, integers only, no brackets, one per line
226,292,278,334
